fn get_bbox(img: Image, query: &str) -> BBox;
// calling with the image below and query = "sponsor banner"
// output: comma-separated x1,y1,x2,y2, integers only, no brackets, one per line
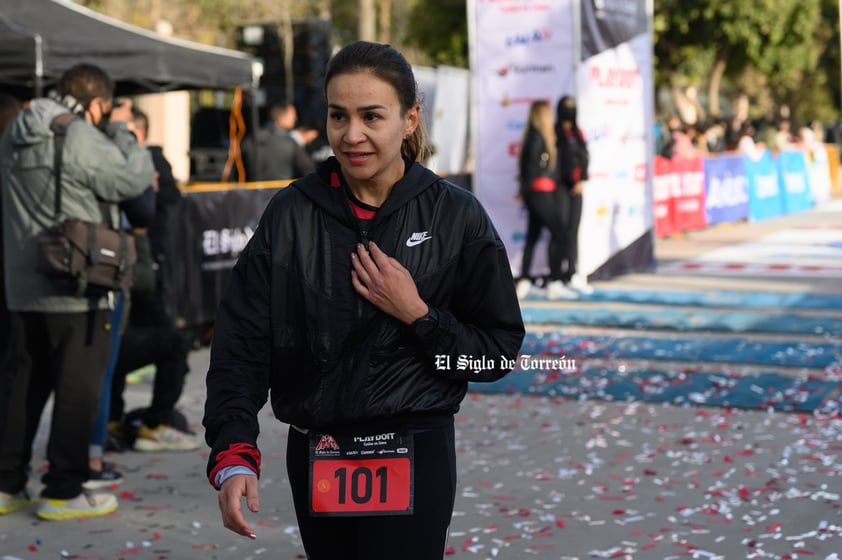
826,144,842,197
704,154,749,226
808,144,833,203
165,187,279,327
469,0,575,277
776,150,814,215
576,32,652,274
743,150,784,222
468,0,652,279
426,65,472,176
652,155,706,237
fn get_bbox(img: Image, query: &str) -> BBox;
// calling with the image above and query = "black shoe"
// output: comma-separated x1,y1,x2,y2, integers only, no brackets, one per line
105,429,127,453
83,461,124,490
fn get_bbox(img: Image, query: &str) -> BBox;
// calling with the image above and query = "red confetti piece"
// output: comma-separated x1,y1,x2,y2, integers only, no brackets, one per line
28,544,38,552
765,522,783,533
611,509,625,515
555,519,565,528
444,545,456,555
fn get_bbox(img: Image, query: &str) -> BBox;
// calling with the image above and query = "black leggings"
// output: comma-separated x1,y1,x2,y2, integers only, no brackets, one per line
286,424,457,560
520,190,567,281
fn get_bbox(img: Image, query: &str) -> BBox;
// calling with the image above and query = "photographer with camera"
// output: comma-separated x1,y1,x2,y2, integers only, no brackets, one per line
0,63,154,520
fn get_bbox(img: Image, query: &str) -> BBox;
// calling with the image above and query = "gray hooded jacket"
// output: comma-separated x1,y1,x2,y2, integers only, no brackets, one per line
0,97,155,312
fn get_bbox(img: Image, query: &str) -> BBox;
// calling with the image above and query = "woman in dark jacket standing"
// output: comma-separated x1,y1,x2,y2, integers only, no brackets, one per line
556,95,594,294
516,100,576,300
203,41,525,559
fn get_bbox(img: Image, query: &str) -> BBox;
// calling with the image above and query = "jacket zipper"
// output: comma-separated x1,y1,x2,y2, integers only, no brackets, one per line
357,228,369,319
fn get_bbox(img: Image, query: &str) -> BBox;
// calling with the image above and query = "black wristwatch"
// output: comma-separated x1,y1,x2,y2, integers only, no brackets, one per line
411,307,439,338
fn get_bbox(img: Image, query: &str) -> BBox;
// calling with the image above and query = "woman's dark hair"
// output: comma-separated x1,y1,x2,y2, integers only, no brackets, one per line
325,41,433,162
57,63,114,109
556,95,577,125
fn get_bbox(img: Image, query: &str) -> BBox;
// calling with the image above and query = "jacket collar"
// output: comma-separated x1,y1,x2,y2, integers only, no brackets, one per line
294,156,439,227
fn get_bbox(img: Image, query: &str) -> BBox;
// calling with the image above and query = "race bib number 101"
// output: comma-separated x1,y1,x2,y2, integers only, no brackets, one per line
308,431,414,516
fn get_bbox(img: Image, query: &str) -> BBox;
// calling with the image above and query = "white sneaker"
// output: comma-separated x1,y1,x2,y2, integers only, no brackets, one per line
36,491,118,521
134,424,202,452
546,280,578,300
0,488,37,515
568,275,594,295
516,278,533,299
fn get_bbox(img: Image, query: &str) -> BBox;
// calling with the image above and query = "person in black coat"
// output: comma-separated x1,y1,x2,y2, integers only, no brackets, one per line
555,95,594,294
516,100,576,300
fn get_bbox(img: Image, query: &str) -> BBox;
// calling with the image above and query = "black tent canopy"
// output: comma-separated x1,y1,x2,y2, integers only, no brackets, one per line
0,0,259,98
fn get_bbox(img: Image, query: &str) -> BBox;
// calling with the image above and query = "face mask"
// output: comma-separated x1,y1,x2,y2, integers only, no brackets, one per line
559,105,577,123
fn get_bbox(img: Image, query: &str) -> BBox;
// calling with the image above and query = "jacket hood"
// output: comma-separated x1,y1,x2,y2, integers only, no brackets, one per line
293,156,440,227
7,98,74,148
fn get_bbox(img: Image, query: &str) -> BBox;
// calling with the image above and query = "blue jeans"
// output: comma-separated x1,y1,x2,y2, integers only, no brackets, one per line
89,293,125,458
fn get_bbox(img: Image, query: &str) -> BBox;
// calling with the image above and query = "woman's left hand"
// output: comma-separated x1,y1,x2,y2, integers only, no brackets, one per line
571,181,584,196
351,241,428,324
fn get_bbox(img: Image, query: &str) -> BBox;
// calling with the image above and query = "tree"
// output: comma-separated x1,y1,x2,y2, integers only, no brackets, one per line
403,0,469,67
654,0,839,124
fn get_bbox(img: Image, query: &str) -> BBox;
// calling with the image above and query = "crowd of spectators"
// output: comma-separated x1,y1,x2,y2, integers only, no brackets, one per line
655,112,833,161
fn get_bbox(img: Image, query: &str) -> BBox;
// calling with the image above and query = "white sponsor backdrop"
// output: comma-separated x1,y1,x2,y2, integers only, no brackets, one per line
415,65,472,176
468,0,575,277
468,0,653,278
576,33,653,276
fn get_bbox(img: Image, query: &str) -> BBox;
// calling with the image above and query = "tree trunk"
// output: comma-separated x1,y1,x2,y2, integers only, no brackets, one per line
278,2,294,103
317,0,331,20
378,0,391,44
359,0,376,41
707,50,728,119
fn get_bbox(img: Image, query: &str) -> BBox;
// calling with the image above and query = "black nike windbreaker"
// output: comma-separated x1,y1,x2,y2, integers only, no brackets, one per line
204,157,525,481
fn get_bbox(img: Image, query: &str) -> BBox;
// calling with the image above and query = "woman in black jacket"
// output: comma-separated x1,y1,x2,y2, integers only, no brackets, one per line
516,100,576,300
556,95,594,294
204,41,525,559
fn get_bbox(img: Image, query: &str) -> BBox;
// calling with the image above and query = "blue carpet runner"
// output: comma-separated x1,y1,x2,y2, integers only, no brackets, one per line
522,288,842,310
470,289,842,413
520,306,842,336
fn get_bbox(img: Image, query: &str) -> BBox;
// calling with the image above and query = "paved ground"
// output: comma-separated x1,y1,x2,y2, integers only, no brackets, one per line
1,199,841,560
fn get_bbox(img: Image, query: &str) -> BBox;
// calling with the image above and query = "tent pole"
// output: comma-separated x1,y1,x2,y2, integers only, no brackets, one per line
34,33,44,97
249,87,260,182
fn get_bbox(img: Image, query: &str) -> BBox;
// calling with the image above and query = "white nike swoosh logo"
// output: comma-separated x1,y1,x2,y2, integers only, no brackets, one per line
406,234,433,247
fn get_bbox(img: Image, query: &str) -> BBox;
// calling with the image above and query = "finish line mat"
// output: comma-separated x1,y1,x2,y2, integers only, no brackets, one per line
520,306,842,336
520,288,842,310
470,364,842,414
471,289,842,413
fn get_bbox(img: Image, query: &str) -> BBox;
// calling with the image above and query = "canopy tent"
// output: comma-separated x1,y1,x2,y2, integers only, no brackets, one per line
0,0,259,98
